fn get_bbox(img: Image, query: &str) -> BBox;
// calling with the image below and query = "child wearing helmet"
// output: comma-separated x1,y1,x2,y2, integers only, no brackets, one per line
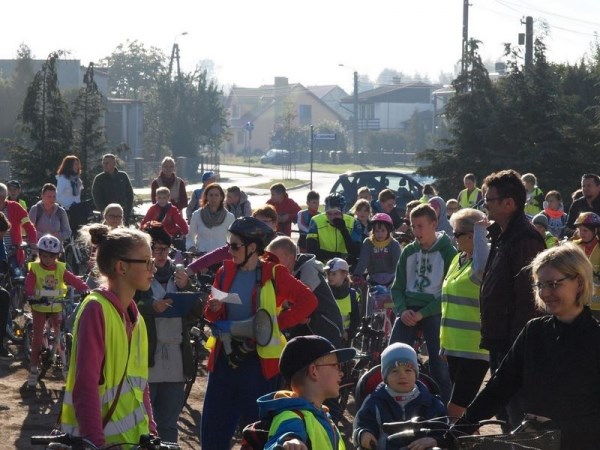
353,213,401,288
573,212,600,316
24,234,89,388
325,257,360,343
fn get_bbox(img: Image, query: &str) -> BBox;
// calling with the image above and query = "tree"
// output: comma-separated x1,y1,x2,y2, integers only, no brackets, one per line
71,63,107,195
10,51,72,191
99,40,166,99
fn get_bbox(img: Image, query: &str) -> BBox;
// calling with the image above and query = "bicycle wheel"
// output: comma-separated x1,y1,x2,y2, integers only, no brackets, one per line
7,285,26,344
183,341,202,405
23,319,33,358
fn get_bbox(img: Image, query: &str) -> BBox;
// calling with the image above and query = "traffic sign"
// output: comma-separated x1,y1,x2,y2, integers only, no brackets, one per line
314,133,336,140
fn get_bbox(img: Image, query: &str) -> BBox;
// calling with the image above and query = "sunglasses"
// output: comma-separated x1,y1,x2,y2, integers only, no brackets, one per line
121,257,155,271
226,242,246,251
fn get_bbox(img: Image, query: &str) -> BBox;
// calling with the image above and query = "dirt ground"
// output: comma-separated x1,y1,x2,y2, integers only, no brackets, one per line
0,342,356,450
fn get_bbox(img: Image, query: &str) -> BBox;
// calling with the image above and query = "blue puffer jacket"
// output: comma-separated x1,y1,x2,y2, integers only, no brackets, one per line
353,380,447,450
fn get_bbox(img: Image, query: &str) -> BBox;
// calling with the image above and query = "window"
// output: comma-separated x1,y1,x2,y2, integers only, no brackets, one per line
298,104,312,126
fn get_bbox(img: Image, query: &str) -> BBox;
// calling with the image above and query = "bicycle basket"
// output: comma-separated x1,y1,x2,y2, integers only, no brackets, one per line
456,430,560,450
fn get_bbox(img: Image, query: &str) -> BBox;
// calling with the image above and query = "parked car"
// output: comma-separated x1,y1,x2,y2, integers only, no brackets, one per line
260,149,290,164
330,169,432,211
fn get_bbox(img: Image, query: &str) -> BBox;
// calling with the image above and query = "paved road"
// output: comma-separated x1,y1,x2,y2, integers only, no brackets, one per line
135,164,340,215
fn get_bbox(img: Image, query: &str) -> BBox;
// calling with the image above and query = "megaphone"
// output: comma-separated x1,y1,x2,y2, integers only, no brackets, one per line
215,308,273,354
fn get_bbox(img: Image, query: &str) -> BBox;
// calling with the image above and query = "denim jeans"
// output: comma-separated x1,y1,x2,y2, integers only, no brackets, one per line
149,381,185,443
201,349,280,450
389,313,452,404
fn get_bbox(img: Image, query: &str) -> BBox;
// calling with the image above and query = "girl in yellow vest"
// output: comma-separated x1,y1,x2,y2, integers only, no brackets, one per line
60,226,157,448
573,212,600,318
25,235,89,388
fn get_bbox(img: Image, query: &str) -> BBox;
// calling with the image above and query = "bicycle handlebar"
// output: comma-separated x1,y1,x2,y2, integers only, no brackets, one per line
31,433,180,449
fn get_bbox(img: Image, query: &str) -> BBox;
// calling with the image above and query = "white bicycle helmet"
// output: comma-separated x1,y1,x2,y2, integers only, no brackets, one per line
37,235,61,254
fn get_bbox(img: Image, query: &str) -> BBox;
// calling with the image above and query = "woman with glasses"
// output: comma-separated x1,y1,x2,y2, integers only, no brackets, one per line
102,203,124,229
201,217,317,450
456,243,600,449
186,183,234,255
135,224,198,443
60,225,157,448
440,208,490,421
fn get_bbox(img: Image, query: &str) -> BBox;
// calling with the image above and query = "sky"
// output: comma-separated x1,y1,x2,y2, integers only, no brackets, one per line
3,0,599,92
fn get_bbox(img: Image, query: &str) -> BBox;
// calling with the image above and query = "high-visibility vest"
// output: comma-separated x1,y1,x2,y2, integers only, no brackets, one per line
458,188,482,209
61,292,150,447
524,187,544,216
336,293,352,329
256,267,287,360
270,409,345,450
308,213,354,254
440,255,488,360
29,261,67,313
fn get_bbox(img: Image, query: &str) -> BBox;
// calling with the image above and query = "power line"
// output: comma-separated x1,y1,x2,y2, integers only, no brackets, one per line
496,0,600,28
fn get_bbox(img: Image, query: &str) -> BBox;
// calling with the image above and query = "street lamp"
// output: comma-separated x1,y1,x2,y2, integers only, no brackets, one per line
339,64,359,156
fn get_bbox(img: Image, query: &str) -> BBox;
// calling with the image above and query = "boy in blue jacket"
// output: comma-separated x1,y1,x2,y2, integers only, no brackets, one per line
257,335,356,450
353,343,447,450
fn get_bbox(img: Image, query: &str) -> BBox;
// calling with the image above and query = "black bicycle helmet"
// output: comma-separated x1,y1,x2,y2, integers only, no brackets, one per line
228,217,275,250
325,193,346,212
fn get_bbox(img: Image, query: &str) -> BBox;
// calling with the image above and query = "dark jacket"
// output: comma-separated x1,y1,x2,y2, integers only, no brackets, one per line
464,307,600,450
285,253,345,348
353,380,447,450
91,168,134,218
565,195,600,237
479,212,545,351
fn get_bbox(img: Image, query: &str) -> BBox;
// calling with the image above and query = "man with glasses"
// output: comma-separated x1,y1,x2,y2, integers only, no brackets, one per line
479,169,545,431
565,173,600,237
306,193,362,267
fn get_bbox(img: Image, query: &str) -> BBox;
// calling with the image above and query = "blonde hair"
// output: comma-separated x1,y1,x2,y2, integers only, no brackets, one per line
449,208,486,233
156,187,170,197
529,243,593,309
350,198,371,215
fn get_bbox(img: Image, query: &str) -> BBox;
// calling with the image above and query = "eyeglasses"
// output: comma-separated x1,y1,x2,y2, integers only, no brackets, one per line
121,257,155,271
453,231,469,239
226,242,246,251
152,245,171,254
315,362,343,371
484,196,504,204
532,276,573,291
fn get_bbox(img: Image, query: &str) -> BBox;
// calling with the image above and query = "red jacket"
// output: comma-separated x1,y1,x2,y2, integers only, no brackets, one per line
140,203,189,237
204,253,317,379
5,200,37,265
267,195,301,236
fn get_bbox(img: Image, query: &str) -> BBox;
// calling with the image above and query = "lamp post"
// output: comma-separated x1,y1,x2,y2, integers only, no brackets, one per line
339,64,360,157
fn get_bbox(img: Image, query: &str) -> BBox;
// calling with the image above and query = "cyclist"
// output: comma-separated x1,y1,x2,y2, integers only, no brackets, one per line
29,183,71,241
0,183,37,267
6,180,27,211
0,212,13,360
140,187,189,239
296,190,320,253
60,225,157,448
353,212,401,288
572,212,600,317
25,235,88,387
325,258,360,344
306,193,362,267
150,156,188,211
201,217,317,450
102,203,124,229
456,244,600,449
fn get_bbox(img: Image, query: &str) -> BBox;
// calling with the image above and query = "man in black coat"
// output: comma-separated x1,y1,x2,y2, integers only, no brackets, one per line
479,169,546,430
564,173,600,237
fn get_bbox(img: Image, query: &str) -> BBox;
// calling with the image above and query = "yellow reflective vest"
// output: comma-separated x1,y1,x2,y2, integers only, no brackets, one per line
307,213,354,255
270,409,345,450
458,188,482,209
440,255,488,360
61,292,150,447
29,261,67,313
256,267,287,360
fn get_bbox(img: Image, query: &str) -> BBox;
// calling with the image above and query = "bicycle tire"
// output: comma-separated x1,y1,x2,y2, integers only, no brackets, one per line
7,285,26,344
183,342,202,405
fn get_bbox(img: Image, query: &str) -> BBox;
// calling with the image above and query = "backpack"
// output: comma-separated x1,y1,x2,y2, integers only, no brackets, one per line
241,410,310,450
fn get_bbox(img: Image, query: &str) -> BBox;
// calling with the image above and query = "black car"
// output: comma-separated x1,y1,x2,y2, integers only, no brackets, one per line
330,169,432,211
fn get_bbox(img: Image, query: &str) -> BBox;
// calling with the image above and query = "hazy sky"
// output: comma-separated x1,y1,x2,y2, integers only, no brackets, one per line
3,0,599,92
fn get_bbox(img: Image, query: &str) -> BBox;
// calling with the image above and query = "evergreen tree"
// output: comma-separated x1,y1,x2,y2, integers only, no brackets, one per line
71,63,107,197
10,51,72,191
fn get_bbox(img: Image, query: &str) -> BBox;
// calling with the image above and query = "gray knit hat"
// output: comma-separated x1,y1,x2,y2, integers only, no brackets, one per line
381,343,419,382
532,213,549,230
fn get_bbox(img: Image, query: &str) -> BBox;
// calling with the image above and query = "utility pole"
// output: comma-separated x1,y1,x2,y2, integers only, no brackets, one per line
524,16,533,69
353,71,359,156
461,0,469,74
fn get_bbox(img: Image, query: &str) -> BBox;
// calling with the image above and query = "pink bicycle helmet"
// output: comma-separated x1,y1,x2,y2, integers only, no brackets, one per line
371,213,393,227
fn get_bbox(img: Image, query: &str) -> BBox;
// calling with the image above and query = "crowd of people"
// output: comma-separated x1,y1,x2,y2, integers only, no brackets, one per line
2,155,600,450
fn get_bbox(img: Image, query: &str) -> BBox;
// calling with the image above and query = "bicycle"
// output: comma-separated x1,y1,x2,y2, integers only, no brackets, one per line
63,236,91,277
377,413,560,450
3,242,33,344
24,291,76,382
31,432,180,449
